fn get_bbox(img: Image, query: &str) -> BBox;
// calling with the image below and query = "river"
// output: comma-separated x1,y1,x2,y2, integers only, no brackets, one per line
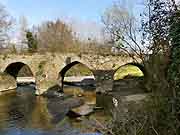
0,85,112,135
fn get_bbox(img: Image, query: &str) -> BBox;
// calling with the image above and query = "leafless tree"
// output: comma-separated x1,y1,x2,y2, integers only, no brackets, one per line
0,4,12,48
37,19,75,52
102,0,178,64
19,16,28,50
102,3,146,63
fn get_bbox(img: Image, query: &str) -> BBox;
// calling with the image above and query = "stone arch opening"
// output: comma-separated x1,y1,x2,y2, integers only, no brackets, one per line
58,61,96,106
58,61,95,89
113,63,145,94
114,63,145,80
4,62,35,85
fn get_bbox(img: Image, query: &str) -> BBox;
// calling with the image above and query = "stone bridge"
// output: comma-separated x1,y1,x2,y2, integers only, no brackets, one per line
0,53,142,95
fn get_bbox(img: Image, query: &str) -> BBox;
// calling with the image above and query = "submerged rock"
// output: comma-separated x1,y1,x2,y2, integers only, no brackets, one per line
43,90,70,99
68,104,94,117
79,133,102,135
47,97,84,124
42,84,64,98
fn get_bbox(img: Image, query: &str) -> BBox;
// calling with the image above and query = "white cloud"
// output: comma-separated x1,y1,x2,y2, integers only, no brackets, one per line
71,20,103,42
63,17,104,43
0,0,9,5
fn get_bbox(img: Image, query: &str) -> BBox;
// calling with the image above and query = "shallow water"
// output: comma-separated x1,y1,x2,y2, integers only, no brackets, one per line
0,85,111,135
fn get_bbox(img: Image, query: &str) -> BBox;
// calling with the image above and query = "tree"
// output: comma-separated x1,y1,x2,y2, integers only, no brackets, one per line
19,16,28,49
168,3,180,131
102,3,145,63
26,31,38,53
142,0,177,56
102,1,180,134
37,19,75,52
0,4,12,48
102,0,176,63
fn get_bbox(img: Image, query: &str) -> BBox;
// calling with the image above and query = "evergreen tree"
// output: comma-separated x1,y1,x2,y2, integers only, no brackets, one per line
26,31,38,52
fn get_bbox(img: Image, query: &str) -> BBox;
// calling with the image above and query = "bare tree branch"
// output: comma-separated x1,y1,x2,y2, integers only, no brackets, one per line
102,4,146,63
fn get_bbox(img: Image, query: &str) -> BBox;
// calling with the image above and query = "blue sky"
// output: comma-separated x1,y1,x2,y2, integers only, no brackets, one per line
1,0,115,25
1,0,145,25
0,0,144,41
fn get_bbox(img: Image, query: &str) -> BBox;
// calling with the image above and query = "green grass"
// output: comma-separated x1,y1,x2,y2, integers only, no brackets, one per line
114,65,144,80
65,64,93,77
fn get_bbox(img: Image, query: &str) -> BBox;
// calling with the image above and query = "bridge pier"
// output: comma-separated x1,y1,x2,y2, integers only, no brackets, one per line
35,70,115,95
35,78,60,95
94,70,114,93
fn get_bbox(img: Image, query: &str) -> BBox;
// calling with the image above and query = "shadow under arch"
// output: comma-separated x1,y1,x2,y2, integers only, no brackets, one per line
58,61,95,89
4,62,34,79
114,62,146,80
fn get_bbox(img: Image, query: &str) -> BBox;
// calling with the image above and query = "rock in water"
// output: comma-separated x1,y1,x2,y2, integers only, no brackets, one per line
42,84,64,99
50,107,69,124
68,104,94,117
79,133,102,135
47,98,84,124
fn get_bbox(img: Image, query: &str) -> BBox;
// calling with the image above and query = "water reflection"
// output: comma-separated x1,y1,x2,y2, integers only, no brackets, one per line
64,86,96,105
0,85,111,135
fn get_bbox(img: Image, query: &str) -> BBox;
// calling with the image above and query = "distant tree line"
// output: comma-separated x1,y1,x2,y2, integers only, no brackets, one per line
21,19,114,55
0,3,115,55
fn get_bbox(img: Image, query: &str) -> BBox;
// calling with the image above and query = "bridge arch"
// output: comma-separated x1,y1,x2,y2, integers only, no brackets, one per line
59,61,94,78
112,63,146,94
113,63,145,80
58,61,95,88
4,62,34,79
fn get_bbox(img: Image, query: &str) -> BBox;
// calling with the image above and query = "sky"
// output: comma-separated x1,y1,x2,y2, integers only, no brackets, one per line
1,0,175,42
1,0,115,25
0,0,179,40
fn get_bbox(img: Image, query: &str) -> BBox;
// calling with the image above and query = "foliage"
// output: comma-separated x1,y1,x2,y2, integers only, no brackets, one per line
107,95,178,135
102,0,180,135
140,0,176,93
26,30,38,53
168,8,180,130
141,0,174,55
